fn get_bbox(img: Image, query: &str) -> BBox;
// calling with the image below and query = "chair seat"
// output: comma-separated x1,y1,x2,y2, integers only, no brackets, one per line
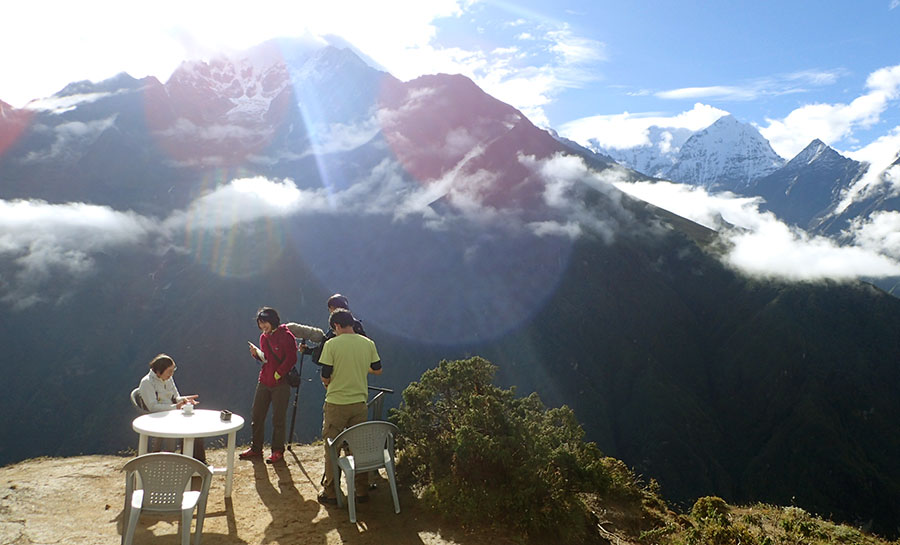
130,489,202,512
336,452,390,473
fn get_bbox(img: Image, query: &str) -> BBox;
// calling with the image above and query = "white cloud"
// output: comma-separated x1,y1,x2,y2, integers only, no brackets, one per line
559,103,728,150
154,118,271,141
835,126,900,214
430,24,605,128
847,210,900,260
657,85,758,101
833,127,900,211
520,152,632,243
0,174,395,307
725,221,900,280
787,69,841,87
7,155,900,310
504,18,528,27
656,70,843,103
0,199,157,308
23,91,113,113
307,117,382,155
491,46,519,56
892,0,900,9
163,177,320,232
545,27,606,66
24,116,117,162
0,200,152,243
612,180,763,231
528,220,582,238
614,180,900,281
759,64,900,159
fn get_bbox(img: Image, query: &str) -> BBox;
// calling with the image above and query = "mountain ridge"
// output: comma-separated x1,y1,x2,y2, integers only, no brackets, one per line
750,138,867,230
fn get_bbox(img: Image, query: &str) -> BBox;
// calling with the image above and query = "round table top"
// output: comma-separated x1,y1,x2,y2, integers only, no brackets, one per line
133,408,244,438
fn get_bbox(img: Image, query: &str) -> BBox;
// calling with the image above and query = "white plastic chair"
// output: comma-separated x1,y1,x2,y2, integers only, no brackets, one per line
130,387,148,413
122,452,213,545
326,421,400,523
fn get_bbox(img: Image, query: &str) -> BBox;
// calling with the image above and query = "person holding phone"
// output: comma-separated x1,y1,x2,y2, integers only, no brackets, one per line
240,307,297,464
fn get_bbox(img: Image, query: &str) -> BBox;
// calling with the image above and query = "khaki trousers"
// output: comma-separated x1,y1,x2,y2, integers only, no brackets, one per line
322,401,368,495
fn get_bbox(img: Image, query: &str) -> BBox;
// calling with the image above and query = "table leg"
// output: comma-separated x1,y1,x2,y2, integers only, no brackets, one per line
225,431,236,497
138,434,148,456
183,437,195,457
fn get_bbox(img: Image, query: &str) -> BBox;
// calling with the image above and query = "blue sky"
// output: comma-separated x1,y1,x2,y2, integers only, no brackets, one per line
3,1,899,162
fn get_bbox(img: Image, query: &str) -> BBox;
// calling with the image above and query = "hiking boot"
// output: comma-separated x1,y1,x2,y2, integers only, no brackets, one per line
239,448,262,460
266,450,284,464
317,491,337,505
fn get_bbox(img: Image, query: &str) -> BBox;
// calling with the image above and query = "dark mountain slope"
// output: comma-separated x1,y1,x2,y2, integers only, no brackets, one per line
750,139,866,230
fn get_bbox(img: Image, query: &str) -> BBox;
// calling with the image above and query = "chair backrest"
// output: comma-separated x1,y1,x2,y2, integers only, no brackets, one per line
123,453,211,512
333,421,398,471
130,387,148,413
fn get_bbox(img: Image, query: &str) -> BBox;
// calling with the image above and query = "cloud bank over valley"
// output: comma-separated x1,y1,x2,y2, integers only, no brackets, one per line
613,180,900,281
4,154,900,311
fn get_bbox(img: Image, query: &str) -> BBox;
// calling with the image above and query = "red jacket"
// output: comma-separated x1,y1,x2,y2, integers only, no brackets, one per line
256,324,297,387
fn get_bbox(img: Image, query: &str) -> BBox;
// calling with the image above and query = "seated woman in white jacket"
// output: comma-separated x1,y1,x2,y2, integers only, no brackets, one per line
138,353,205,463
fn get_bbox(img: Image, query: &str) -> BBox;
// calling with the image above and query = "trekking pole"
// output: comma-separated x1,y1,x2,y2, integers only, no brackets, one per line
286,347,306,452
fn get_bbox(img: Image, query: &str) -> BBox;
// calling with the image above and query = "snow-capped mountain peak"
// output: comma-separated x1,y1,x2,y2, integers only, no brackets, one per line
791,138,831,166
663,114,785,190
165,52,291,122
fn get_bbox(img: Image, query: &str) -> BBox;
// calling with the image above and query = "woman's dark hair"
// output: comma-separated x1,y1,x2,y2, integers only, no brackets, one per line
327,293,350,310
149,353,175,375
256,307,281,328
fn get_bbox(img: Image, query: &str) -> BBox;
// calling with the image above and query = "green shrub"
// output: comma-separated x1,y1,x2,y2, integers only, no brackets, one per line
639,523,678,544
390,356,621,541
680,496,759,545
691,496,729,521
778,506,827,541
831,524,864,544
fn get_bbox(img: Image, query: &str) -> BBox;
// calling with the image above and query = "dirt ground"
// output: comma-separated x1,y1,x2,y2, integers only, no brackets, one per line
0,444,511,545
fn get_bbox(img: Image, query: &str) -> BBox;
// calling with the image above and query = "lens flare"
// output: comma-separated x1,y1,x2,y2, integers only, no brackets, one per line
178,170,289,278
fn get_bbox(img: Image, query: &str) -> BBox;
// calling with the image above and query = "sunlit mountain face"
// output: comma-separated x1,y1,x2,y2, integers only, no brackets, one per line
0,100,33,158
4,41,900,536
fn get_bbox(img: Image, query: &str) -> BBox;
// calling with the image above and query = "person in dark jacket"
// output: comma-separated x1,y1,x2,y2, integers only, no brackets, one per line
286,293,366,364
240,307,297,464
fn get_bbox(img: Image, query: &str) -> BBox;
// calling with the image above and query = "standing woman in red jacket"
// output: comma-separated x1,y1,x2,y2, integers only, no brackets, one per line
240,307,297,464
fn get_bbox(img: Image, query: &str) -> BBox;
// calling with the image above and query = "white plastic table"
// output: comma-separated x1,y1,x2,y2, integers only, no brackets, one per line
133,409,244,496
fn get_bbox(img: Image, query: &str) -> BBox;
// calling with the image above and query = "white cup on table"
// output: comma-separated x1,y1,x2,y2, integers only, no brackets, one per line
182,403,194,415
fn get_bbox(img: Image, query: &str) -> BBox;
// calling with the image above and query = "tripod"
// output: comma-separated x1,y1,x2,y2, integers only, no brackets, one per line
286,347,306,452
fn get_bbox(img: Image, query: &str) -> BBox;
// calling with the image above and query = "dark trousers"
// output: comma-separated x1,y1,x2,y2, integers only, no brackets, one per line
250,381,291,453
150,437,206,463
